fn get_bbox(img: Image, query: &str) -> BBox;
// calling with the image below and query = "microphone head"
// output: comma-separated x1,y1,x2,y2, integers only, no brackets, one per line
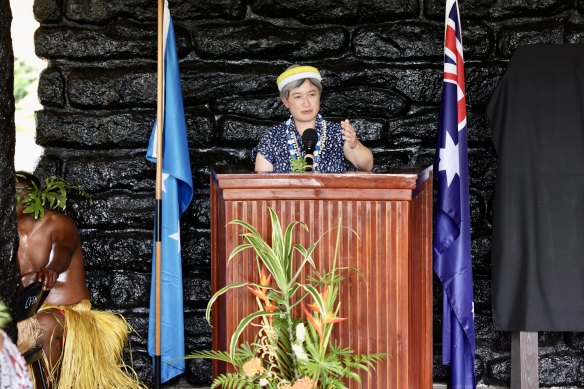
302,128,318,154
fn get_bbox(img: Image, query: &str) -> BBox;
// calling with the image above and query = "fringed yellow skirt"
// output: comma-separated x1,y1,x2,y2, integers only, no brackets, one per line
38,300,147,389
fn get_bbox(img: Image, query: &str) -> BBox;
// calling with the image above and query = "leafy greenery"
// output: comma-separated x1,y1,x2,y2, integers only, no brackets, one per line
0,300,10,329
15,175,92,220
187,207,385,388
290,156,311,173
14,58,36,104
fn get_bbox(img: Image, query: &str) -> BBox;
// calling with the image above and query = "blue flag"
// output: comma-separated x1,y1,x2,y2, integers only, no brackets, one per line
434,0,476,388
146,1,193,383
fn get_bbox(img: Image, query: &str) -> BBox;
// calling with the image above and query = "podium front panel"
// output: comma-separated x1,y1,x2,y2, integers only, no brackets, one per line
210,169,432,388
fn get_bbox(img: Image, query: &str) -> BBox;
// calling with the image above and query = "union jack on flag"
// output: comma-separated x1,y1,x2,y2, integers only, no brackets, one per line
434,0,477,388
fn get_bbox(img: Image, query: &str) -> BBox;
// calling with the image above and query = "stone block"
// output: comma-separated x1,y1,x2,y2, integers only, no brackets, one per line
69,190,154,230
425,0,572,21
213,94,288,121
35,21,189,60
38,67,65,107
371,150,411,172
251,0,419,24
469,188,487,229
327,117,385,144
87,269,150,307
471,234,492,276
67,66,156,109
186,358,212,384
63,152,154,192
218,115,275,146
388,107,438,147
465,63,506,105
539,352,583,387
64,0,156,24
189,148,254,188
169,0,246,21
496,20,563,58
467,107,493,143
182,231,211,268
183,191,211,229
34,0,61,23
193,20,348,60
37,106,213,148
36,109,154,148
468,147,497,190
183,276,211,304
180,62,280,105
81,231,152,272
321,86,409,118
488,356,511,386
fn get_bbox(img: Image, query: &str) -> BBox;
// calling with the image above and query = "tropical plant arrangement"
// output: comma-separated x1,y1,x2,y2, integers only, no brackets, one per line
187,207,385,388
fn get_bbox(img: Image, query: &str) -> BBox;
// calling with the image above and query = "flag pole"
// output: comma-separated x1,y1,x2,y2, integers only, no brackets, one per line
155,0,165,387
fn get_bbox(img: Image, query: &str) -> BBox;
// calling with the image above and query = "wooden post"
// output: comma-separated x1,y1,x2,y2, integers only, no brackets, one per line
511,331,538,389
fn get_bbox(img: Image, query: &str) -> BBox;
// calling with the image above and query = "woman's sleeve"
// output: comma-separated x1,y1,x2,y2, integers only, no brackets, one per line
253,128,276,164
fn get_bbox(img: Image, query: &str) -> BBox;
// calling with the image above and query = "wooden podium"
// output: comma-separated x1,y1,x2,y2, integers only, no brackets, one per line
210,166,433,388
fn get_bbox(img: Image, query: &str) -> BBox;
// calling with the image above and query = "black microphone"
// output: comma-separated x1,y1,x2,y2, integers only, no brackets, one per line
302,128,318,171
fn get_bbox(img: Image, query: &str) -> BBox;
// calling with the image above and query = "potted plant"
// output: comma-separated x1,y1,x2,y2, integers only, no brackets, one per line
187,207,385,388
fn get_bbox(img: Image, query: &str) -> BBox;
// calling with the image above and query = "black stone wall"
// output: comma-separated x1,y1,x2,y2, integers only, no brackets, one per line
0,0,19,331
7,0,584,387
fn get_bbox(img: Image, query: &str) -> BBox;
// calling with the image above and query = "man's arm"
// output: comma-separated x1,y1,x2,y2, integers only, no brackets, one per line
37,214,80,290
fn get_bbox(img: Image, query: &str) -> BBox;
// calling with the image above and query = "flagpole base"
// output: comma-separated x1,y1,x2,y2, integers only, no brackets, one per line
154,355,161,389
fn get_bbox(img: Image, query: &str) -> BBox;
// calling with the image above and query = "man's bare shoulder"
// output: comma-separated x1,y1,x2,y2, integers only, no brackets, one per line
41,210,79,232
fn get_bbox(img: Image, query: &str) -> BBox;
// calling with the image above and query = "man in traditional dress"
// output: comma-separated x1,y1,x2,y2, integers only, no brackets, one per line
14,171,145,389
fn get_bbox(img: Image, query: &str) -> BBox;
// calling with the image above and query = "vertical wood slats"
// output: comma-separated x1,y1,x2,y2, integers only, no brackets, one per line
210,169,433,388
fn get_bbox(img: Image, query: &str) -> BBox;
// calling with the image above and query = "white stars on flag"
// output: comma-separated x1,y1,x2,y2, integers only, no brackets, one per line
161,172,170,193
168,220,181,253
438,130,460,187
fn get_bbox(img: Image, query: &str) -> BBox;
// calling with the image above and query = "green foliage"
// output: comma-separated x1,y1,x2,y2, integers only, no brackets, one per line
0,301,10,329
15,175,92,220
13,58,36,104
186,207,385,388
290,156,311,173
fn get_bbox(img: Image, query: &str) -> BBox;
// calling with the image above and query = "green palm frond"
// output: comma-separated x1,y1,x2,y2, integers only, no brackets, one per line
211,372,255,389
185,350,233,364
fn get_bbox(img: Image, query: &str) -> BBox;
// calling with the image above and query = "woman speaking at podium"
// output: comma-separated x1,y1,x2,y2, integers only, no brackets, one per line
254,65,374,173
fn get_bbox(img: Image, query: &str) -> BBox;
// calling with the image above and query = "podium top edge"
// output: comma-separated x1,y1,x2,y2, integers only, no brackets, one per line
211,165,433,190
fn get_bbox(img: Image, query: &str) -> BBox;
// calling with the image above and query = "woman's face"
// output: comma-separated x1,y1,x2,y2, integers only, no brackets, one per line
281,79,321,127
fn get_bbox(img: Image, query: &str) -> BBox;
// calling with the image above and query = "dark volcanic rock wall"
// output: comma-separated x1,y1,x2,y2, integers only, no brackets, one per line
18,0,584,387
0,0,19,328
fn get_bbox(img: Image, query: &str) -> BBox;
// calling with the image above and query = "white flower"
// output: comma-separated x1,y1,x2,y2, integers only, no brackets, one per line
292,343,308,360
259,378,269,386
295,323,306,343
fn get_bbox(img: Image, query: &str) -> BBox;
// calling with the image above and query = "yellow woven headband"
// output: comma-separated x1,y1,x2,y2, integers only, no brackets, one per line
276,66,322,91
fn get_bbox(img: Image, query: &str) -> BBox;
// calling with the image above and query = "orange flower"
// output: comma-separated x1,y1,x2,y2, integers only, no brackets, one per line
323,310,347,325
302,305,323,338
292,377,316,389
242,357,264,377
247,269,273,303
259,268,272,287
247,285,269,302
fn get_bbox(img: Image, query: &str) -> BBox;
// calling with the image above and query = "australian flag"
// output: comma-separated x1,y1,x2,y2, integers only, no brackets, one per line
146,0,193,383
434,0,476,388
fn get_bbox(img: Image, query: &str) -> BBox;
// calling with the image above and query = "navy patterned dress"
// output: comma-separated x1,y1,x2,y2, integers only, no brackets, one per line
254,114,350,173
